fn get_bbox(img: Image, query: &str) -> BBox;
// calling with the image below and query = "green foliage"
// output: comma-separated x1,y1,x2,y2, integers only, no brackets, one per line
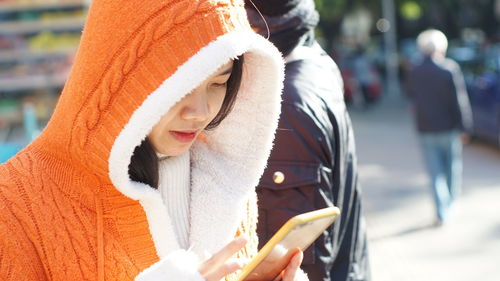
400,1,422,20
314,0,346,22
314,0,382,22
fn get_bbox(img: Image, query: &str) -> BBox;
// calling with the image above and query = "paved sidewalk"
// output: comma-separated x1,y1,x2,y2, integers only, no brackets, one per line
349,97,500,281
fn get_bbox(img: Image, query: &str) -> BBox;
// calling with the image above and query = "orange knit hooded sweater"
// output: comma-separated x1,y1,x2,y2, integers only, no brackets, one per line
0,1,286,280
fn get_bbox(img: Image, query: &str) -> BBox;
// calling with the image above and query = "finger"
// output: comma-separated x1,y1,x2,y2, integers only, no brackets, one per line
204,259,246,281
282,250,303,281
272,272,284,281
199,236,247,275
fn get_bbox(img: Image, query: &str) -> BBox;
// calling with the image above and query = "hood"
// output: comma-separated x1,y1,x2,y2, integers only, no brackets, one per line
32,0,283,190
28,0,284,256
245,0,319,56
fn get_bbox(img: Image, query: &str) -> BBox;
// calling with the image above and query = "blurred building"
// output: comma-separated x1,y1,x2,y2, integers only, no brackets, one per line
0,0,88,162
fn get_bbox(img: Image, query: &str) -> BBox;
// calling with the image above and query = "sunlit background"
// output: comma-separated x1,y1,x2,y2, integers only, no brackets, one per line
0,1,499,280
313,1,500,281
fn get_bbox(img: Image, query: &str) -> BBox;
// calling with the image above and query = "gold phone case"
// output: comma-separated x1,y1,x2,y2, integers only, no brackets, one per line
237,206,340,281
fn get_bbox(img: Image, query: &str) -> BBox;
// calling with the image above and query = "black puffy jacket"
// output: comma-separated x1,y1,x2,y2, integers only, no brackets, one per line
256,42,370,281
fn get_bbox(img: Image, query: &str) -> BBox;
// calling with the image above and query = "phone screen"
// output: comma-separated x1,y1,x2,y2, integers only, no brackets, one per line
243,215,335,281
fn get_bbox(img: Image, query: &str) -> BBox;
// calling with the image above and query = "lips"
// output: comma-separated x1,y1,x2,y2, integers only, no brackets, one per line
169,130,198,143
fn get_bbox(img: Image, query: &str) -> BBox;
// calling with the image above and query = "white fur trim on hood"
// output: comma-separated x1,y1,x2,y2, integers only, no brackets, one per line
107,30,284,278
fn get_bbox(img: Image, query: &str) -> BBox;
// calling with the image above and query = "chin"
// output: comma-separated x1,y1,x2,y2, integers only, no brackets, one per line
165,151,184,157
160,146,190,157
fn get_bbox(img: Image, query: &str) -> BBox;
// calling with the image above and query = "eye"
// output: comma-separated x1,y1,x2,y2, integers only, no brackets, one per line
210,71,232,88
211,80,229,88
213,82,226,87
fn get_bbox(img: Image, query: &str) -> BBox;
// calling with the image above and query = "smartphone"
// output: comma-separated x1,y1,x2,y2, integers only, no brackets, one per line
236,206,340,281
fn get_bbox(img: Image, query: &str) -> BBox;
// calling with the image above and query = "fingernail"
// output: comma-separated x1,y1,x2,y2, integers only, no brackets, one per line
295,251,303,266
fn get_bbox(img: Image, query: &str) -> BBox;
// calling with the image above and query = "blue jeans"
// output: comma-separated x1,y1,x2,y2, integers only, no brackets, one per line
420,130,462,221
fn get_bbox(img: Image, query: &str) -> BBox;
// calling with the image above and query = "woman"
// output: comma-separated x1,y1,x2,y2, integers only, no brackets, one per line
0,0,307,280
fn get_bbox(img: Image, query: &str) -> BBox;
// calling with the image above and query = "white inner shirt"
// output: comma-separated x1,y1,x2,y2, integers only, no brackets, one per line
157,152,191,249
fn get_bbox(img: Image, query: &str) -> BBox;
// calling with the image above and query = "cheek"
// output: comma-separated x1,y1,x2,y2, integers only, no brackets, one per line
148,109,178,149
148,124,163,152
209,90,227,116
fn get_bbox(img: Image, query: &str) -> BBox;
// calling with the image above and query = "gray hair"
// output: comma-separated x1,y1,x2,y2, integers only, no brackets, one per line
416,29,448,55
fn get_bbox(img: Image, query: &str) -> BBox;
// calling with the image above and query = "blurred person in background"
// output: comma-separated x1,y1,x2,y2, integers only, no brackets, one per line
246,1,371,280
406,29,473,226
349,45,382,107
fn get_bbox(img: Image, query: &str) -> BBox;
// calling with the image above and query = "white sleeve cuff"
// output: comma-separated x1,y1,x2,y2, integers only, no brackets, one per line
135,250,205,281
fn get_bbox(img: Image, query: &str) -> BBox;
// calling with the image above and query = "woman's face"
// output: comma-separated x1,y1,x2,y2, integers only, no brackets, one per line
148,60,234,156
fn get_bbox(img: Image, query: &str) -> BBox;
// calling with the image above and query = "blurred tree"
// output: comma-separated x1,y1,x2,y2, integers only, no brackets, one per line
314,0,348,51
315,0,498,49
396,0,498,41
314,0,381,50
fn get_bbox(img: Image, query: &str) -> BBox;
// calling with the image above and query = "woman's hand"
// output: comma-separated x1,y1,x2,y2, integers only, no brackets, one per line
198,236,248,281
273,250,304,281
198,237,304,281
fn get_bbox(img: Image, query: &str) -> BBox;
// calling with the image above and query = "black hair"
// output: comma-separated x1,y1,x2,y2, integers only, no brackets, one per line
128,55,244,189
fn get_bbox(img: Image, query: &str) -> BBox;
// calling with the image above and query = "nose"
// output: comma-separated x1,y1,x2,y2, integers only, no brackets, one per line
180,87,211,122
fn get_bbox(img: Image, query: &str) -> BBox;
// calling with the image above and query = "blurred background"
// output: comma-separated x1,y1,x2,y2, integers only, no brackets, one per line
0,0,498,280
0,0,88,161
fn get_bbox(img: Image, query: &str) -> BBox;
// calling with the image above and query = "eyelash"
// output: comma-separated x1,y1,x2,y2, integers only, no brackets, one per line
212,82,228,88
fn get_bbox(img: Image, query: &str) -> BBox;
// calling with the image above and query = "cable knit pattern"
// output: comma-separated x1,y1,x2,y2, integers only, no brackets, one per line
76,0,222,143
0,0,289,280
0,154,144,280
